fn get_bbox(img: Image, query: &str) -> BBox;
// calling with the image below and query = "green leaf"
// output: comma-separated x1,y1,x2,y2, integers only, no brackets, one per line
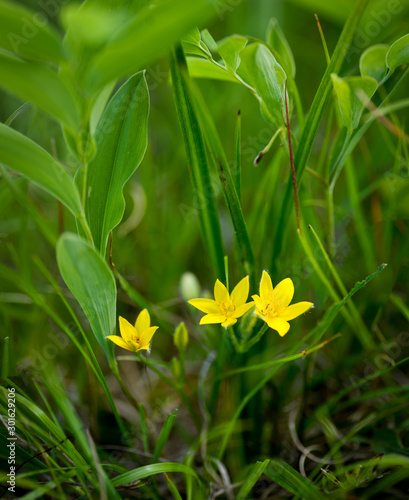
170,46,225,280
238,43,286,128
0,50,80,130
0,124,82,216
237,460,270,500
111,462,199,487
61,3,127,47
360,44,388,83
0,0,66,62
56,233,117,364
331,74,377,132
266,18,295,78
152,409,178,463
85,0,219,92
85,72,149,255
265,459,327,500
217,35,248,72
386,33,409,72
187,57,237,82
182,28,212,59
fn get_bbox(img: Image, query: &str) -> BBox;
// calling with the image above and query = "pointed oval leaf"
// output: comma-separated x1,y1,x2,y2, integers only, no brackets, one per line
217,35,248,73
387,33,409,72
85,0,218,92
0,51,81,130
266,18,296,78
0,0,66,62
85,72,149,255
360,44,388,83
56,233,116,363
238,43,286,128
0,124,82,216
187,57,237,82
331,74,377,132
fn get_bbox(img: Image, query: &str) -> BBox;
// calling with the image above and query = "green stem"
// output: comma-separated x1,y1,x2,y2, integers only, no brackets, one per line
136,353,201,428
78,212,94,246
242,323,269,352
227,326,242,353
111,361,140,412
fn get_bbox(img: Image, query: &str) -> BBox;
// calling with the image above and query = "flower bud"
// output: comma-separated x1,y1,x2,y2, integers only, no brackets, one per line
174,322,188,351
180,272,201,301
170,357,181,380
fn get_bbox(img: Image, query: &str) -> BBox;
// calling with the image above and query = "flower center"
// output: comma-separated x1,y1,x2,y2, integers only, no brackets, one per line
260,300,285,319
130,335,140,345
218,300,236,317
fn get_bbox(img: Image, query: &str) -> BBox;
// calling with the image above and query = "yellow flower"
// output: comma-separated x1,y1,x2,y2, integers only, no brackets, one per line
188,277,254,328
107,309,158,352
252,271,313,337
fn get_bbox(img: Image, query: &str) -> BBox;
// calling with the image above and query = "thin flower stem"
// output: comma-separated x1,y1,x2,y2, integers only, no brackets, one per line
242,323,269,352
227,326,242,353
136,353,201,428
78,212,94,246
110,361,140,412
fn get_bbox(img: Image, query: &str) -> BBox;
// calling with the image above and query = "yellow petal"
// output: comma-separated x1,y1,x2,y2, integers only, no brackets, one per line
106,335,134,351
139,326,158,347
200,313,226,325
280,302,313,321
135,309,150,333
188,298,220,314
260,270,273,300
266,318,290,336
214,279,229,303
272,278,294,309
230,276,249,307
232,301,254,318
251,294,264,311
127,339,141,352
222,318,237,328
119,316,137,342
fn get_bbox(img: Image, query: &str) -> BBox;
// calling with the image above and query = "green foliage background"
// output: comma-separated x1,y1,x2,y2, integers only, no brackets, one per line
0,0,409,498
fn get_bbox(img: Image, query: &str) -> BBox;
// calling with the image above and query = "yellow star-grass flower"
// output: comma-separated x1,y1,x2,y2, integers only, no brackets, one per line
107,309,158,352
188,276,254,328
252,271,313,337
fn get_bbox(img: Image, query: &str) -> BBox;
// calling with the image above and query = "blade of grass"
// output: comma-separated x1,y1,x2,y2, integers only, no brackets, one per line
271,0,370,269
236,459,270,500
152,410,178,463
189,75,255,282
169,46,225,280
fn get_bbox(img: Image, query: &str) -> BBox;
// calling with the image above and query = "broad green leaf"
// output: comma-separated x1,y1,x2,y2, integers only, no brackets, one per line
217,35,247,72
85,0,218,92
266,18,295,78
331,74,377,132
0,50,80,130
360,44,388,83
387,33,409,72
56,233,116,364
85,72,149,255
187,57,237,82
238,43,286,128
0,0,66,62
111,462,199,487
60,3,127,47
237,460,270,500
265,459,327,500
170,47,225,280
0,124,82,216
